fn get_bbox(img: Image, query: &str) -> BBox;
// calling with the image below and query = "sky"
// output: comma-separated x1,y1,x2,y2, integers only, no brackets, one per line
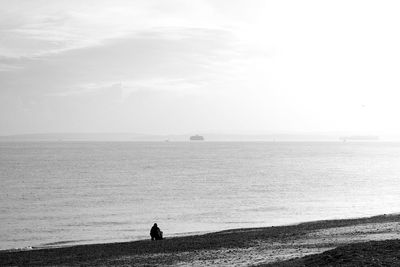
1,0,400,136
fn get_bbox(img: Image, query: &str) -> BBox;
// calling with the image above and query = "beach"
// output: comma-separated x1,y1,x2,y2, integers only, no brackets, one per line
3,0,400,266
2,213,400,266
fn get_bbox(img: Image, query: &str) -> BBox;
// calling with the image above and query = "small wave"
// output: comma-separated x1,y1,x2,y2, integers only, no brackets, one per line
32,239,93,250
1,246,33,252
170,230,212,237
41,240,82,246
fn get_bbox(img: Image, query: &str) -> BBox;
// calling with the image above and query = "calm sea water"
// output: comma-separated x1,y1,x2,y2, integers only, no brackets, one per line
1,142,400,250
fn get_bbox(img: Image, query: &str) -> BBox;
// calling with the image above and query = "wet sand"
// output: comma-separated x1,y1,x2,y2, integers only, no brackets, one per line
1,214,400,266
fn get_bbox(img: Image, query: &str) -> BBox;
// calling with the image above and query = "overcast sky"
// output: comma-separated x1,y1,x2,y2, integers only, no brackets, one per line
1,0,400,135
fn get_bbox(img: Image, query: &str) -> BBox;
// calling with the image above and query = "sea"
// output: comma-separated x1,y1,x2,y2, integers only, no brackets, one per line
1,141,400,251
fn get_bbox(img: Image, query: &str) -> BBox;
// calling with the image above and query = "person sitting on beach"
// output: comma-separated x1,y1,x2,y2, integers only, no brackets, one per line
150,223,163,240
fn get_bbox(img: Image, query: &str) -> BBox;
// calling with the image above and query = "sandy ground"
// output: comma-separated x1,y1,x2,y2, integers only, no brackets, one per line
1,214,400,266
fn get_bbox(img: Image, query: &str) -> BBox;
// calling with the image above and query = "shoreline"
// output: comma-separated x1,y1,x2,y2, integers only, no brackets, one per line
1,213,400,266
1,213,392,253
0,230,214,253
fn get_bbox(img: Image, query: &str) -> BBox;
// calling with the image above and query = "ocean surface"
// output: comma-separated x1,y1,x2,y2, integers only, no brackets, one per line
1,141,400,251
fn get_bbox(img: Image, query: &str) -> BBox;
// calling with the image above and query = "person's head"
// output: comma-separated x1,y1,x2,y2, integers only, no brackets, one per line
153,223,157,227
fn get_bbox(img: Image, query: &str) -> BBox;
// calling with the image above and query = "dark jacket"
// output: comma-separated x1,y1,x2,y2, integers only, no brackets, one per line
150,225,160,237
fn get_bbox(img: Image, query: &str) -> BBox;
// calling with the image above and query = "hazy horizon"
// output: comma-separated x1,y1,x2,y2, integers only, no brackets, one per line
1,131,397,142
2,1,400,136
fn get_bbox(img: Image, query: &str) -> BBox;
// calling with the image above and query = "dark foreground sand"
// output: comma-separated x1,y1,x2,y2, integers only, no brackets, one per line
1,214,400,266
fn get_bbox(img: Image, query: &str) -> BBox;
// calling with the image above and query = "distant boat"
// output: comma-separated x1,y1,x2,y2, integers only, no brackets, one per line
190,135,204,141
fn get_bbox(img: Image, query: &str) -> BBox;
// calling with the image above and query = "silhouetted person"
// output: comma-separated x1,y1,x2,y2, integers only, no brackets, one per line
150,223,163,240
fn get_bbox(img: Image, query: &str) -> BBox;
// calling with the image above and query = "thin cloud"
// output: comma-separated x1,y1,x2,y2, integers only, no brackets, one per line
0,62,23,72
0,0,231,59
0,26,239,96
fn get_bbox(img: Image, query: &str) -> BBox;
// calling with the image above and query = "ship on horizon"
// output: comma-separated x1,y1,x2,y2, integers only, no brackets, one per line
190,135,204,141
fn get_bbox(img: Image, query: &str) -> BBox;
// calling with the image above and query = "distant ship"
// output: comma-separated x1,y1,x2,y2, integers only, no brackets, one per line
190,135,204,141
